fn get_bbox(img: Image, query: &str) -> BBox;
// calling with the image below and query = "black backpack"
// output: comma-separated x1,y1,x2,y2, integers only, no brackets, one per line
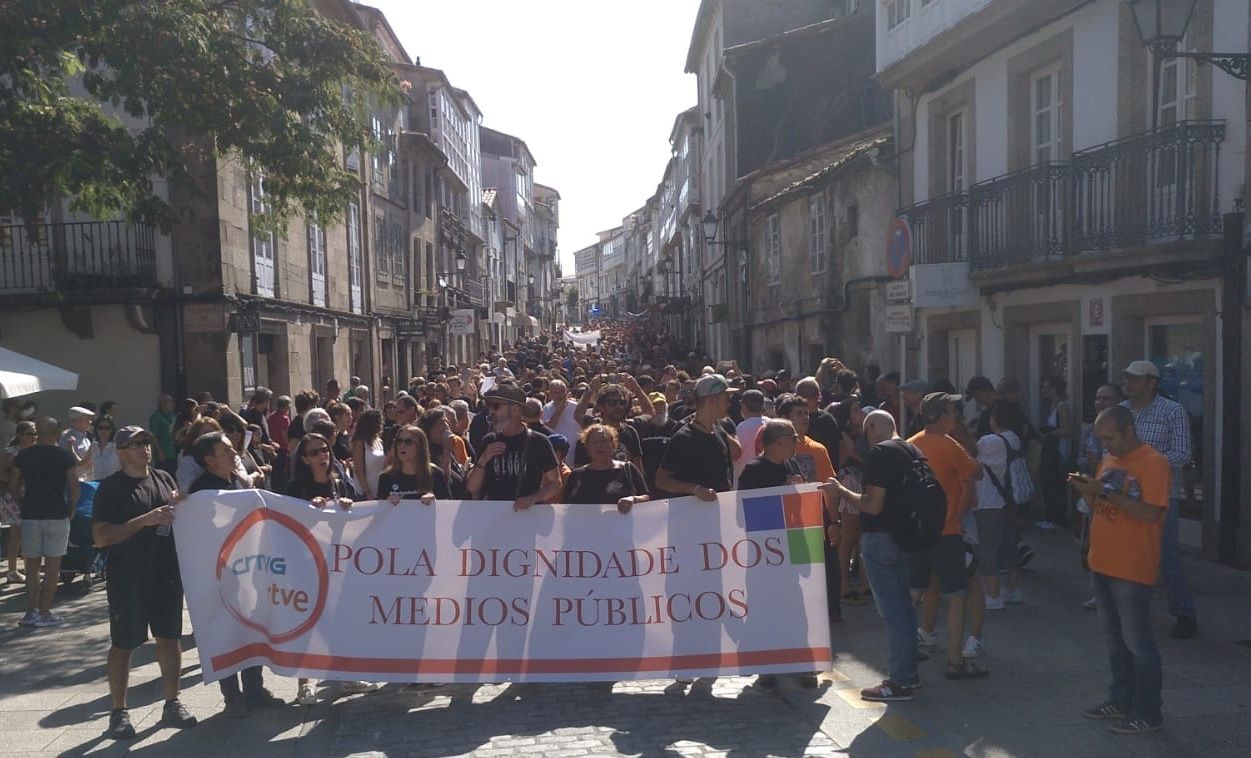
882,439,947,552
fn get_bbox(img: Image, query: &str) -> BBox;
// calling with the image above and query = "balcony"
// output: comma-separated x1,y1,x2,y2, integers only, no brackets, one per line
1,220,158,296
900,121,1225,276
463,277,484,306
899,191,968,265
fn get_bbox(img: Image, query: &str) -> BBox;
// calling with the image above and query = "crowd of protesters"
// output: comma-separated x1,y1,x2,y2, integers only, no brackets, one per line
0,321,1194,738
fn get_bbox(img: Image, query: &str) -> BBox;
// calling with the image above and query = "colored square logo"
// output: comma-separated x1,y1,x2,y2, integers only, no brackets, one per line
783,492,824,529
787,527,825,564
743,495,785,532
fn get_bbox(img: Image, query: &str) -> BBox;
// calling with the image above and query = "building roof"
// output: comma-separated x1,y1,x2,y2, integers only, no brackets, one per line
480,125,537,168
685,0,718,73
349,3,412,64
722,17,842,59
747,127,891,214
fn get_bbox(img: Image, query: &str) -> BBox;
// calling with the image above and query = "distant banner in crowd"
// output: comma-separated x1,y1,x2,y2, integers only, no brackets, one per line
624,310,650,321
176,487,831,684
563,329,600,347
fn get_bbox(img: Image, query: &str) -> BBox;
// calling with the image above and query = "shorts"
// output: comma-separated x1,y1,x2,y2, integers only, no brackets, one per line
20,518,70,558
106,574,184,650
909,535,968,596
970,510,1020,575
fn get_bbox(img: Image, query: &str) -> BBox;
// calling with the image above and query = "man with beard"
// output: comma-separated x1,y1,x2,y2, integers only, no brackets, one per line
541,379,583,464
572,383,644,470
466,383,561,510
629,392,682,495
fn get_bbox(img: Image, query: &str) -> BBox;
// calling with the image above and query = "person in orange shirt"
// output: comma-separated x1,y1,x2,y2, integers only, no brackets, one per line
907,393,985,680
1069,405,1168,735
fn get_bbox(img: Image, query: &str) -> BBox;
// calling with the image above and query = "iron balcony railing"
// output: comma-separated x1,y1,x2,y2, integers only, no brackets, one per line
969,162,1072,268
898,191,969,265
1,220,158,294
901,120,1225,271
463,276,484,306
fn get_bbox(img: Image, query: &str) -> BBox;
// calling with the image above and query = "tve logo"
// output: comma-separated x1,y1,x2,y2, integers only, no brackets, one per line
216,509,328,643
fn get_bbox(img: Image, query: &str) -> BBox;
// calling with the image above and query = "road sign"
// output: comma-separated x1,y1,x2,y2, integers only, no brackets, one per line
884,304,914,333
886,280,911,302
886,217,911,279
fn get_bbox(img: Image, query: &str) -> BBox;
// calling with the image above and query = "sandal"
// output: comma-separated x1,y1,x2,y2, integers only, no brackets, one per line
945,659,989,680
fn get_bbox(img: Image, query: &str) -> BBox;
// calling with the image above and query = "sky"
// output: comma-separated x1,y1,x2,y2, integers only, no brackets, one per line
366,0,701,277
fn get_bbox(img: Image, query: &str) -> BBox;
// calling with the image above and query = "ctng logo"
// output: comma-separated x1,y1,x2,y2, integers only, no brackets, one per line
216,509,328,643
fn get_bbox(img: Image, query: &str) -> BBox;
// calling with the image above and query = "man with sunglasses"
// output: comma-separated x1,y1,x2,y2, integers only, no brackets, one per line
92,426,197,739
466,383,561,511
572,383,644,471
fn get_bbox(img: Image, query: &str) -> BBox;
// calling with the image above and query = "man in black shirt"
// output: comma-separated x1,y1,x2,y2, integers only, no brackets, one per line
467,383,561,510
796,378,842,461
189,432,285,717
831,410,922,703
737,420,803,491
91,426,197,739
522,399,555,437
628,392,682,494
655,374,742,501
964,376,996,439
11,417,79,628
572,385,644,469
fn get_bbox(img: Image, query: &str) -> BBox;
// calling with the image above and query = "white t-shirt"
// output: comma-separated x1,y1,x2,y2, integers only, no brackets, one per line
975,430,1021,510
362,438,387,498
60,429,94,481
734,416,766,483
541,399,583,464
92,441,120,481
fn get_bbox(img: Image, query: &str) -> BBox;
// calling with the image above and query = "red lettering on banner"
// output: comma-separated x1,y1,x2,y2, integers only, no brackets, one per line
369,595,531,626
331,544,435,576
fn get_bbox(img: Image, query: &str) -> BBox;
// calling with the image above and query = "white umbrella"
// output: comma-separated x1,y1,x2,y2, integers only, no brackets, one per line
0,347,79,399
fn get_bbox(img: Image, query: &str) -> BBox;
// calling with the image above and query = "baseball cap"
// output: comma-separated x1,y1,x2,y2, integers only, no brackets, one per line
1123,360,1160,378
964,376,995,398
900,379,931,394
648,392,667,405
68,406,95,420
548,433,570,454
694,373,739,398
114,426,153,448
920,392,963,423
483,383,528,407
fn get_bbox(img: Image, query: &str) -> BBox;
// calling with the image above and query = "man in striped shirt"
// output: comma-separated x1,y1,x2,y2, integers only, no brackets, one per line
1121,360,1197,639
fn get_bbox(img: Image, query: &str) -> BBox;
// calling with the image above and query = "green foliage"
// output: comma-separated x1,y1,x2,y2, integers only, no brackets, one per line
0,0,402,231
564,285,579,309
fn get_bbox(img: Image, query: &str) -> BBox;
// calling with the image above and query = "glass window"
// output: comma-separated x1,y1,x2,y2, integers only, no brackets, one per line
1031,69,1061,164
809,194,827,273
766,214,781,284
1147,319,1205,519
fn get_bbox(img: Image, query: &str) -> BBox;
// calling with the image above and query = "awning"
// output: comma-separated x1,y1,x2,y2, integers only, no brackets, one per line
0,347,79,399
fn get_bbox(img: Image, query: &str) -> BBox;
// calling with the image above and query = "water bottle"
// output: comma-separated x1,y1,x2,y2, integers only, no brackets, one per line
156,505,173,537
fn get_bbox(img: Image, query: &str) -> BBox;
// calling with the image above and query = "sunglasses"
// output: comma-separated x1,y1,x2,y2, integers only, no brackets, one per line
304,446,330,457
119,441,152,450
395,437,418,446
599,398,626,407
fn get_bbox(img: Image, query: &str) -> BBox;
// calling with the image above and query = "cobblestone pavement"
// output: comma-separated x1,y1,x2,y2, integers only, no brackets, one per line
3,524,1251,757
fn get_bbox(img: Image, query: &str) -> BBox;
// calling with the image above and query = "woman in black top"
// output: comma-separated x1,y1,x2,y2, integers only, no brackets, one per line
289,433,354,509
417,409,469,499
376,425,449,503
562,424,649,514
327,402,353,464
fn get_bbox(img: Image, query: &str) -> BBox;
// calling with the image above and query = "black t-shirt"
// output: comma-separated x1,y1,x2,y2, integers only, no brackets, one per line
14,445,77,519
629,416,682,492
190,470,243,493
478,429,559,500
528,421,555,437
289,476,352,501
93,468,180,584
288,415,306,444
468,411,491,454
561,463,649,505
657,422,733,493
573,423,642,467
738,456,800,491
376,467,452,500
860,439,919,533
332,432,352,462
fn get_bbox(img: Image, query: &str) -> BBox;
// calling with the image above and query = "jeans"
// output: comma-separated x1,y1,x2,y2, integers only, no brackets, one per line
219,666,264,699
1093,572,1162,723
860,532,918,685
1160,498,1196,620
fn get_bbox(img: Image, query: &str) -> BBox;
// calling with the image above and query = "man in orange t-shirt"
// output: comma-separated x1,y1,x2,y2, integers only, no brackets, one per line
906,393,984,679
1068,406,1168,734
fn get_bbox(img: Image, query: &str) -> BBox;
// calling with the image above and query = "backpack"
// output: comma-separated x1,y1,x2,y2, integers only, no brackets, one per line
984,433,1034,507
882,440,947,553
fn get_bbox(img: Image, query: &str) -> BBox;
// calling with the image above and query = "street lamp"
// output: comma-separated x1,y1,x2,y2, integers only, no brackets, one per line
1125,0,1248,79
701,210,748,283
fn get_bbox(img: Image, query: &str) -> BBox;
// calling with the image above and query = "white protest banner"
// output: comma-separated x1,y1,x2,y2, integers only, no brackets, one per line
176,486,831,684
563,329,600,348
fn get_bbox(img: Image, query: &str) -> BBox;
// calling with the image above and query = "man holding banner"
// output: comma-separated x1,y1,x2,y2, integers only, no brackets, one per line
467,383,562,510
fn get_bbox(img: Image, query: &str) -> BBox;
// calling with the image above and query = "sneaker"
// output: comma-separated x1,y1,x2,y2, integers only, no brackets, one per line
1003,587,1023,604
1109,717,1163,735
1083,701,1131,720
675,677,695,685
756,674,778,689
17,610,38,627
916,628,939,649
160,699,198,729
962,636,985,659
1082,597,1098,610
243,688,286,708
297,682,317,706
32,613,65,627
1017,542,1036,567
337,680,378,694
860,680,914,702
902,674,923,690
1171,616,1197,639
6,570,26,584
106,708,136,739
984,595,1006,611
222,696,248,719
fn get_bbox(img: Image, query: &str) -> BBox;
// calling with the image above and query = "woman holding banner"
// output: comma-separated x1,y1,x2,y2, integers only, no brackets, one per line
376,425,448,503
417,410,470,499
561,424,649,514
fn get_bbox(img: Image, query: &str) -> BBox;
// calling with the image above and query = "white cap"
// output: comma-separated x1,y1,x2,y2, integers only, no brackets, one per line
1123,360,1160,378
